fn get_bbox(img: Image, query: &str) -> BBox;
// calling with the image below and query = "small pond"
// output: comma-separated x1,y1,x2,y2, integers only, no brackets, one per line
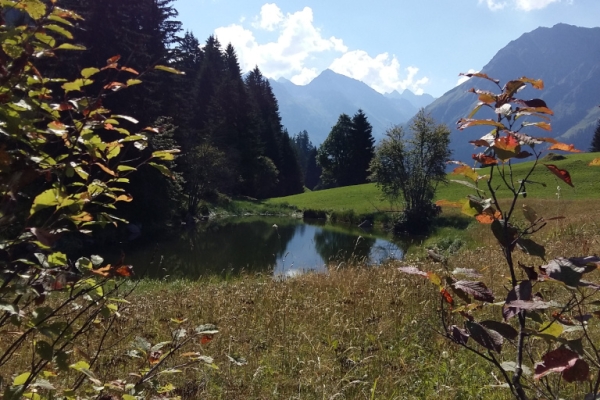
104,217,407,279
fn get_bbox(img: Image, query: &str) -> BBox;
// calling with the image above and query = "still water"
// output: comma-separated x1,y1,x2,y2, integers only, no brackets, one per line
108,217,405,279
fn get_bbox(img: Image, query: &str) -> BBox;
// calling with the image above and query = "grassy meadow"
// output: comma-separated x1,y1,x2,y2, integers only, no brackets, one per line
265,153,600,214
3,155,599,399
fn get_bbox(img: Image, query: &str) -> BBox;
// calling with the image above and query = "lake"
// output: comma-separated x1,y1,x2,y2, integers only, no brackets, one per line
106,217,406,279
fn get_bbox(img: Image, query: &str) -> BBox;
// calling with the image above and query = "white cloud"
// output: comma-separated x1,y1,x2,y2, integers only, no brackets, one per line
214,6,347,80
253,3,283,31
329,51,429,95
213,4,429,95
479,0,572,11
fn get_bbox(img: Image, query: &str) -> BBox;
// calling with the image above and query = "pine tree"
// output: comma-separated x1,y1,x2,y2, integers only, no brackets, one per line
591,120,600,152
350,110,375,185
317,110,374,188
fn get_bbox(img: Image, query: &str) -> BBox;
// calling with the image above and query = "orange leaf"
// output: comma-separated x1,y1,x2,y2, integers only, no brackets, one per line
475,209,502,224
103,81,126,91
459,72,500,84
115,194,133,202
539,137,558,144
200,335,213,345
589,158,600,166
91,265,112,277
544,164,574,187
523,122,551,131
94,162,116,176
519,77,544,90
440,288,454,306
114,265,134,277
148,350,162,365
120,67,139,75
472,153,498,166
452,165,479,182
548,143,582,153
106,55,121,64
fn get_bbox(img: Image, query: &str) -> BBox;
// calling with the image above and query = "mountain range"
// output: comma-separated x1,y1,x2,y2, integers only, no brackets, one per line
269,70,435,145
271,23,600,164
424,23,600,162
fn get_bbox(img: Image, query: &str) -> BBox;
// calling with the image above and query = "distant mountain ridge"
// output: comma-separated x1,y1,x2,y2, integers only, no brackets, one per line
424,23,600,162
269,70,436,145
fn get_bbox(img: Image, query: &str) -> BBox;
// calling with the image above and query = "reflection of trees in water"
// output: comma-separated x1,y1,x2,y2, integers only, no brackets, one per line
313,229,376,264
139,219,299,279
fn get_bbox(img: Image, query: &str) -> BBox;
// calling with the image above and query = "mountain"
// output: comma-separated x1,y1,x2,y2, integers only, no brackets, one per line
385,89,435,110
424,23,600,162
269,69,436,145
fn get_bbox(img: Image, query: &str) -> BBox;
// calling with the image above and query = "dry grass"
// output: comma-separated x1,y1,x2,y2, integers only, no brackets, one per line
2,199,600,399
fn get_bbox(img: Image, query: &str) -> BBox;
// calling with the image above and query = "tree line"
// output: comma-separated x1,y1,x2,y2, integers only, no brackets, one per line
33,0,389,231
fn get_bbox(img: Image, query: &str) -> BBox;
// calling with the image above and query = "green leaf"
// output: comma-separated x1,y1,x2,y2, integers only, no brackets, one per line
34,32,56,48
16,0,46,19
122,395,136,400
55,43,86,51
0,300,18,315
48,252,67,267
47,14,74,26
43,24,73,39
151,150,179,161
81,68,100,79
126,79,143,86
69,361,90,372
154,65,185,75
149,162,172,178
62,78,92,94
30,188,60,215
537,321,563,339
13,372,31,386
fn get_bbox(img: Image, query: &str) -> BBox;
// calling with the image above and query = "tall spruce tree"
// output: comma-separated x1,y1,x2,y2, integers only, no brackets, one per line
292,130,321,189
317,110,375,188
350,110,375,184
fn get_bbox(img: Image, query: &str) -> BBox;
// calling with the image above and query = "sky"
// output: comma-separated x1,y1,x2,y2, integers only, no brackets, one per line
172,0,600,97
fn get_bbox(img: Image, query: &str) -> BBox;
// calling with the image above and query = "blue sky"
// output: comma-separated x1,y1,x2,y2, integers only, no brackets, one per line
172,0,600,97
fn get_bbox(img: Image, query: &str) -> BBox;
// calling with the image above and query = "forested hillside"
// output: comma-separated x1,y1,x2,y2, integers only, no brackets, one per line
46,0,304,228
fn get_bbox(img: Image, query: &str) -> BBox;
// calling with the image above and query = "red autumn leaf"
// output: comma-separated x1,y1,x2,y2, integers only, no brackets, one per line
200,335,213,345
544,164,574,187
103,81,126,91
495,134,520,152
106,55,121,64
534,348,579,380
503,80,526,97
114,265,134,277
472,153,498,165
440,288,454,306
562,358,590,383
548,142,582,153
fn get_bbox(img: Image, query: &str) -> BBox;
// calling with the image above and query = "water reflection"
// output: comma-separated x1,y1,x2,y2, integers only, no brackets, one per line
105,217,405,279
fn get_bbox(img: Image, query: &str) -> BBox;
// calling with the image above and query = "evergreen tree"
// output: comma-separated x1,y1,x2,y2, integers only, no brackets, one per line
591,120,600,152
350,110,375,184
317,114,355,188
292,130,321,189
245,67,303,198
317,110,374,188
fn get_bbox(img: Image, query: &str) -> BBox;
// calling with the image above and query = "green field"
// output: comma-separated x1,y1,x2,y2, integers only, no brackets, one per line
266,153,600,213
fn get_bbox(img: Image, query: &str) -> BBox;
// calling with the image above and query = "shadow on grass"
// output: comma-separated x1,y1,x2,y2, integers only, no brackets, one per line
433,213,472,230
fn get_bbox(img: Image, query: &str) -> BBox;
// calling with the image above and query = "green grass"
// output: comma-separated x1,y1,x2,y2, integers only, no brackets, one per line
266,153,600,213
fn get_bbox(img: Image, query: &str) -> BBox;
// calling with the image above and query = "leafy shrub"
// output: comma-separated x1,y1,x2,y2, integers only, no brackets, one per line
400,73,600,399
0,3,216,399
